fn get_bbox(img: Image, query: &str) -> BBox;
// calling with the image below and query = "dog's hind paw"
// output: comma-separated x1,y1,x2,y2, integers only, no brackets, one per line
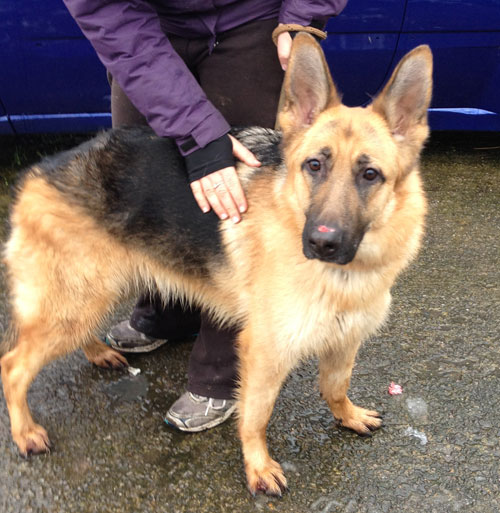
246,459,288,497
14,423,51,457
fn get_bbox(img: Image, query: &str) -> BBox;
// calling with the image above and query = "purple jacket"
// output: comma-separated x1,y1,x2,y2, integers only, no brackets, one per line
63,0,348,155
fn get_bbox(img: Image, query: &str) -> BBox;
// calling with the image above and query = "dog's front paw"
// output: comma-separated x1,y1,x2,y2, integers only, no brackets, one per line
83,341,128,369
339,405,382,436
246,458,288,497
90,347,128,369
13,423,51,457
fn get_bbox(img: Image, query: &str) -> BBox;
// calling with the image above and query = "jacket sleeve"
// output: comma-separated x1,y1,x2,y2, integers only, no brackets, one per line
279,0,349,26
62,0,230,154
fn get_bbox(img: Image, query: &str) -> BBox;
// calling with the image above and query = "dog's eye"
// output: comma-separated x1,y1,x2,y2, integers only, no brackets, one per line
307,159,321,172
362,168,379,181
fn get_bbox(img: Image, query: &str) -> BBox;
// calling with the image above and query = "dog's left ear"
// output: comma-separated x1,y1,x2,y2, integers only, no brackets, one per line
278,33,340,135
372,45,433,140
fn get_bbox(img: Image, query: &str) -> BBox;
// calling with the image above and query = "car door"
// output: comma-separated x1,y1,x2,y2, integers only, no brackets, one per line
0,2,16,134
0,0,110,133
323,0,406,106
396,0,500,129
0,97,14,135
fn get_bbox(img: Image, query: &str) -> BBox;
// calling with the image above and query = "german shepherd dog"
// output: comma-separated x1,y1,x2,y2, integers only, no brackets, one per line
1,34,432,495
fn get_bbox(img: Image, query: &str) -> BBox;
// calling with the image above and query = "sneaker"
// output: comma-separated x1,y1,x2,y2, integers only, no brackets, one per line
164,392,237,432
105,320,168,353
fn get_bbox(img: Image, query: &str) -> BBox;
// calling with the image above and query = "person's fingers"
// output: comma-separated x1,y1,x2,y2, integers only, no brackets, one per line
206,169,242,222
221,166,247,215
199,173,229,220
190,179,211,213
277,31,293,71
190,135,254,220
229,135,261,167
190,168,247,222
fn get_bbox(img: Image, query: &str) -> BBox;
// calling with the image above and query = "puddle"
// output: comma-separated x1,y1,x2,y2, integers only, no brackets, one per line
102,374,149,402
404,426,428,445
405,397,429,422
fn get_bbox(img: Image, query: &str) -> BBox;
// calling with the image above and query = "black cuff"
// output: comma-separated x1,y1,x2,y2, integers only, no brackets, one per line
184,134,235,183
309,19,325,30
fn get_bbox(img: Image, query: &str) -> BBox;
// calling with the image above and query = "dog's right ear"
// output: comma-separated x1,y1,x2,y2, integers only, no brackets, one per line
278,33,340,135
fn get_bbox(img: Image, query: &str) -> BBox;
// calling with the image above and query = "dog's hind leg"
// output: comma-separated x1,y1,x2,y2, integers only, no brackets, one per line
237,326,291,496
1,302,122,455
1,325,61,455
1,321,120,455
319,346,382,436
1,176,133,455
82,336,128,369
0,267,127,455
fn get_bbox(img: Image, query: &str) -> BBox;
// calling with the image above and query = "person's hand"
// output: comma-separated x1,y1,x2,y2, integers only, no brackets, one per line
190,135,260,223
276,28,293,71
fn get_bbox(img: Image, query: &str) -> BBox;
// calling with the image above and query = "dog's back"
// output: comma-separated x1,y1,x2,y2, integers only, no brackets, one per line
22,128,225,274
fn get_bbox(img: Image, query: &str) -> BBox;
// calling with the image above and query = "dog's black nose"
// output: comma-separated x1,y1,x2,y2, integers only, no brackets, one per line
307,224,342,260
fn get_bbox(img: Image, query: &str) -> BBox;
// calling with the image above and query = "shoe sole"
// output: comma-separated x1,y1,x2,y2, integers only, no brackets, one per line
164,403,238,433
105,336,168,353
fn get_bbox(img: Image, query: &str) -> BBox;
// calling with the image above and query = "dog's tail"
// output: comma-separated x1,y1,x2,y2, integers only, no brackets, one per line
0,322,18,358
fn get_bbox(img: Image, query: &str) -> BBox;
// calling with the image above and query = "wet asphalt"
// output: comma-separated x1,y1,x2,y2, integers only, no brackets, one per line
0,132,499,513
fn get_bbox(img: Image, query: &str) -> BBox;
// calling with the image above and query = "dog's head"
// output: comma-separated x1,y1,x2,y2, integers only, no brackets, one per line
278,34,432,266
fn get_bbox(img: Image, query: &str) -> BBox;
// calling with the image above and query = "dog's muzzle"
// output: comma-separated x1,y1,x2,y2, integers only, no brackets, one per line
302,222,361,264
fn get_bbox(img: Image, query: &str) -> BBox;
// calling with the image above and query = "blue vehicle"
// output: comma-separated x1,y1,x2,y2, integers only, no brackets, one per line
1,0,499,134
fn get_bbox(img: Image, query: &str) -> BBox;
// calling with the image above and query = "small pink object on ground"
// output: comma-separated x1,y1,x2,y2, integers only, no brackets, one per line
388,382,403,395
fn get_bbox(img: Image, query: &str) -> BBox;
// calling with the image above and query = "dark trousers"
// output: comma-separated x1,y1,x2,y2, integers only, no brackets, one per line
109,18,283,399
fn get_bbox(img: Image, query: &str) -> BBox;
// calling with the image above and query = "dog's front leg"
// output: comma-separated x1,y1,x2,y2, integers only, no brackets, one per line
237,327,291,496
319,345,382,436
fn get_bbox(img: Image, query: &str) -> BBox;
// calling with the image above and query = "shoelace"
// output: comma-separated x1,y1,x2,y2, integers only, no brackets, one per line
205,398,226,416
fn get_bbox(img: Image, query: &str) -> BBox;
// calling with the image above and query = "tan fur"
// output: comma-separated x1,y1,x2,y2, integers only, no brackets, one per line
1,35,432,495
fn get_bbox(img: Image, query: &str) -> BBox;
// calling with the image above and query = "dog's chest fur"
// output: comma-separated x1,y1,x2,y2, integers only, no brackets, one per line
272,264,392,359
